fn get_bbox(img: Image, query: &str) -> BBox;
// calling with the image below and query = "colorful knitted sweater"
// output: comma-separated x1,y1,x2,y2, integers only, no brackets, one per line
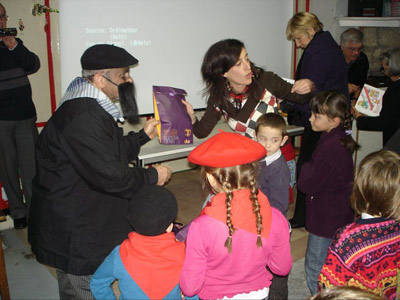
319,217,400,299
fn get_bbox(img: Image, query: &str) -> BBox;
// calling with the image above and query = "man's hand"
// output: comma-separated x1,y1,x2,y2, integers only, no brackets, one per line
181,100,196,124
2,35,17,50
348,83,360,95
351,102,364,119
143,117,160,139
154,164,172,186
291,79,314,94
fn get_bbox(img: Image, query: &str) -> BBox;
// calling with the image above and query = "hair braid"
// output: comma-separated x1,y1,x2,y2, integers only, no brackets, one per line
343,110,352,131
223,182,235,253
249,177,263,248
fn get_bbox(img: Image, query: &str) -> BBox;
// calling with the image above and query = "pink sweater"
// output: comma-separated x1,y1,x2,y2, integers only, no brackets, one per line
180,207,292,299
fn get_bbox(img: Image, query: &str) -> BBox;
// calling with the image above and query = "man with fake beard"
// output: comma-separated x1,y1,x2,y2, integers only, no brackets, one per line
28,44,172,299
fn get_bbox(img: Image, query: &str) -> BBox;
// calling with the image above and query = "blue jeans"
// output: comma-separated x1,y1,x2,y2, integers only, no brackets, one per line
305,233,332,295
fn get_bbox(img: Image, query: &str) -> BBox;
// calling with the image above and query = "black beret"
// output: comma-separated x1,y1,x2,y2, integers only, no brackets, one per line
80,44,138,70
129,186,177,236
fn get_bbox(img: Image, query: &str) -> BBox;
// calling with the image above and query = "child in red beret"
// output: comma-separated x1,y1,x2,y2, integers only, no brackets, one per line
180,131,292,300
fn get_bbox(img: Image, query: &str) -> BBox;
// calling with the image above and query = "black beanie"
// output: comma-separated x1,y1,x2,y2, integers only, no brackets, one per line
129,185,177,236
81,44,138,70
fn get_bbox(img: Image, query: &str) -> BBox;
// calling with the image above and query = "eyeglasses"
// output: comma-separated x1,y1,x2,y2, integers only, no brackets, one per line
346,46,363,53
0,14,9,21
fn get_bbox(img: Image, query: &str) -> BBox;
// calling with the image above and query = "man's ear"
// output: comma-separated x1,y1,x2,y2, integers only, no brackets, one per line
280,135,288,147
92,72,105,89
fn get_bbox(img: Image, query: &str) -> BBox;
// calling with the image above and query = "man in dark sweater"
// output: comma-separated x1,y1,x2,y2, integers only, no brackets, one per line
340,28,369,100
0,3,40,229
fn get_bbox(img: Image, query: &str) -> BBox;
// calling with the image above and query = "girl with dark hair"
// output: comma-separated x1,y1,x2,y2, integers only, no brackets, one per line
297,91,359,295
180,132,292,300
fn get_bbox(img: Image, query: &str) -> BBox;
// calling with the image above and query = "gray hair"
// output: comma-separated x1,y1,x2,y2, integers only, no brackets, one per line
379,51,390,65
81,69,109,81
387,48,400,77
340,28,363,46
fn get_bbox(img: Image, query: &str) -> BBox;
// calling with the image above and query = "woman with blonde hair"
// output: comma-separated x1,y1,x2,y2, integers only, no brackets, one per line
284,12,349,230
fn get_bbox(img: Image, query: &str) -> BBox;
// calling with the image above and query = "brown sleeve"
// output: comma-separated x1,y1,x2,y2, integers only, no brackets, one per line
192,102,221,138
259,71,313,104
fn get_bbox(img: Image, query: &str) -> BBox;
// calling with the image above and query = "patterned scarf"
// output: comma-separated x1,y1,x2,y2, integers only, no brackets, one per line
59,77,124,122
229,86,249,110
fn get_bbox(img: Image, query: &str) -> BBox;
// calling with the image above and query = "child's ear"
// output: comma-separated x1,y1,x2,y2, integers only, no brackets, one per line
280,135,288,147
331,117,341,128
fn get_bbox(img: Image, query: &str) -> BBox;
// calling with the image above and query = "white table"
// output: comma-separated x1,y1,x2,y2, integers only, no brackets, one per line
137,122,304,167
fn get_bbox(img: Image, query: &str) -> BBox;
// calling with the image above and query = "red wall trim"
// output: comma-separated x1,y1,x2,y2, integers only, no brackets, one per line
44,0,57,114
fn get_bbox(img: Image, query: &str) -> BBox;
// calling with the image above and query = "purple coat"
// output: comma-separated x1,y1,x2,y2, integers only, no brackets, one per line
295,31,349,126
297,126,354,238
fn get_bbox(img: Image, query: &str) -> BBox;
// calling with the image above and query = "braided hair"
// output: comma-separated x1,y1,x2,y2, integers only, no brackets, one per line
201,162,263,253
309,91,360,152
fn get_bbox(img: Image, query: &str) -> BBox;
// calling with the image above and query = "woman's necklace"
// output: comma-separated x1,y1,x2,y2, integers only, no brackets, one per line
228,86,249,110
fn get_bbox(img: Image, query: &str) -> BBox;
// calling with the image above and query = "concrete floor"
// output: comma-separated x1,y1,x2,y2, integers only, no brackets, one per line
1,227,59,299
0,169,311,300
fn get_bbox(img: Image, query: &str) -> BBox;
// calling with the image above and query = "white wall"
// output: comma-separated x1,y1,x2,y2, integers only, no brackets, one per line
310,0,348,42
59,0,294,115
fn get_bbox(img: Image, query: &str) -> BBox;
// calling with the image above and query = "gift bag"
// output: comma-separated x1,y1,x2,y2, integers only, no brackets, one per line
153,86,193,144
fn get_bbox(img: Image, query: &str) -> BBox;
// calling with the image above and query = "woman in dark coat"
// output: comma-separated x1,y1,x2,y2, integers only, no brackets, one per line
284,12,349,229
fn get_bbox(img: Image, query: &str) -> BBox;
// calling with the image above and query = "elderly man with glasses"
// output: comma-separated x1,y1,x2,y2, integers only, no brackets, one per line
0,3,40,229
340,28,370,101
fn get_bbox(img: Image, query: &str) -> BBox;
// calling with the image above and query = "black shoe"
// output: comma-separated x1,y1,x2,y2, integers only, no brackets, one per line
14,217,28,229
289,218,305,229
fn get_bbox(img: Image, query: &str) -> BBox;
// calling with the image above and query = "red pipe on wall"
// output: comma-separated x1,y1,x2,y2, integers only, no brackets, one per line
44,0,57,115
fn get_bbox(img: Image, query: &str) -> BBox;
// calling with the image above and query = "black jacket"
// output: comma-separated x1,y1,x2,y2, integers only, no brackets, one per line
0,38,40,120
356,79,400,146
28,98,157,275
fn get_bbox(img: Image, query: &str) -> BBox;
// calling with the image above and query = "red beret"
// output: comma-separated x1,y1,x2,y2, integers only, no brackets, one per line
188,131,267,167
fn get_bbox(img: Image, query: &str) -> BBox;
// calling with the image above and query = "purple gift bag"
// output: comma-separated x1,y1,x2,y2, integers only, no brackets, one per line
153,86,193,145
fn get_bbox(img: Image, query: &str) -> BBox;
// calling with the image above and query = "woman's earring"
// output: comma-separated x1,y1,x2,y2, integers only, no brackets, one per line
226,79,233,92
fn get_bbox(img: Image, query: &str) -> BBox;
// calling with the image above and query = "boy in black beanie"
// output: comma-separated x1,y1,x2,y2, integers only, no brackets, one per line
90,185,196,299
